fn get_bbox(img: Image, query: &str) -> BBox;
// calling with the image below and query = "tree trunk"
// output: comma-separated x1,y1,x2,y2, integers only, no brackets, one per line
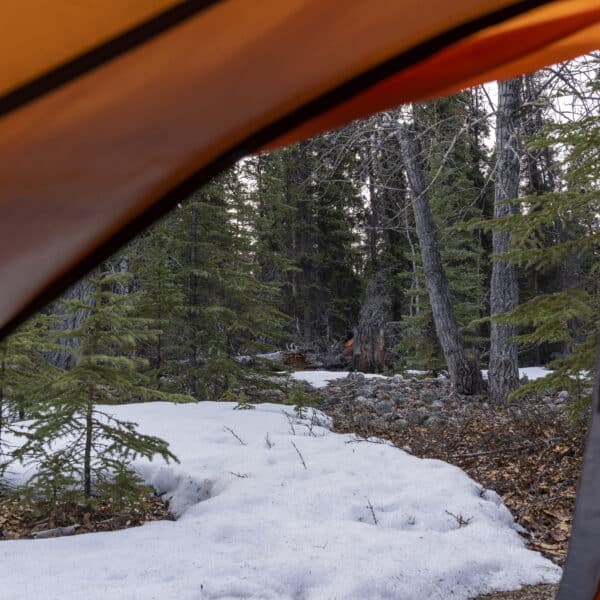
399,123,483,395
489,78,521,403
353,273,391,372
83,402,93,498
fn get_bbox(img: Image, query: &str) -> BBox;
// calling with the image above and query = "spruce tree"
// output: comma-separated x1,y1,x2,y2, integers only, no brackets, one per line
0,314,56,474
176,169,287,401
130,215,187,392
14,267,179,500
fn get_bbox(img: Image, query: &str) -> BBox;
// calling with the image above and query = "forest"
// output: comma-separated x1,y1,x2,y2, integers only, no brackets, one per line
0,56,598,561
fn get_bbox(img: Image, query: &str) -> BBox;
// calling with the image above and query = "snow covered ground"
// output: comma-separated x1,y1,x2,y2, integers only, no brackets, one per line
2,401,560,599
293,366,552,388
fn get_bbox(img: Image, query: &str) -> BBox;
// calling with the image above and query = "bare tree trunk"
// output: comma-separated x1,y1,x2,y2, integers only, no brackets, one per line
83,402,93,498
49,279,93,369
353,273,391,372
489,78,521,403
399,123,483,395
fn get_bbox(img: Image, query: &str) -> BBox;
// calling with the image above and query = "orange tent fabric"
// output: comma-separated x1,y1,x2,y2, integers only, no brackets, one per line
0,0,599,338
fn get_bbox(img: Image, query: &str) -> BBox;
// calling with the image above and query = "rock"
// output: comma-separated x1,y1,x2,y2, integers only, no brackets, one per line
392,418,408,432
419,390,438,403
354,395,374,407
376,383,395,392
348,373,365,382
431,399,444,409
407,408,429,425
424,415,445,427
354,413,371,429
372,417,388,430
392,394,406,408
374,400,394,416
557,390,570,402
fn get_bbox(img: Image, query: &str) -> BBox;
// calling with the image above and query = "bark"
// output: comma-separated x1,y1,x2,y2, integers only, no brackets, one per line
489,78,522,403
399,123,483,395
353,273,392,373
49,279,94,369
188,200,200,397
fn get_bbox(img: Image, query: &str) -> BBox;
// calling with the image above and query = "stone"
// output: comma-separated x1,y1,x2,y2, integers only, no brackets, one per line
424,415,444,427
407,407,429,425
392,418,408,432
372,417,388,430
419,390,438,403
374,399,394,416
354,395,374,407
376,383,395,392
354,413,370,429
557,390,570,402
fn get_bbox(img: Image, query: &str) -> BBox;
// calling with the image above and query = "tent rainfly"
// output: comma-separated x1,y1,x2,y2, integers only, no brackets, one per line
1,1,599,598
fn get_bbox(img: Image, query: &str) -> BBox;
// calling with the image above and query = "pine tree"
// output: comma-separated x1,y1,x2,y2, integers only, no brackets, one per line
176,169,287,401
252,139,362,349
130,215,187,392
0,314,56,474
14,267,179,500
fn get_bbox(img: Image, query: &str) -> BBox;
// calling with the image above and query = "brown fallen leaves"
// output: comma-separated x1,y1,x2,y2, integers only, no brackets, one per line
0,492,173,540
329,399,586,565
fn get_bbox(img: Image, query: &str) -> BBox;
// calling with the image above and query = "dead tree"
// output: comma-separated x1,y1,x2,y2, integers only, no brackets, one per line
398,123,483,395
489,78,521,403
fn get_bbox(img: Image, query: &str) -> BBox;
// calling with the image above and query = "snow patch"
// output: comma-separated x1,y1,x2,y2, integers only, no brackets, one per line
294,366,553,389
1,401,560,600
135,464,215,517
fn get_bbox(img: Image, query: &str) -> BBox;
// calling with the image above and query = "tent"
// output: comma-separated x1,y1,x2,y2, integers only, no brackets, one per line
1,1,599,597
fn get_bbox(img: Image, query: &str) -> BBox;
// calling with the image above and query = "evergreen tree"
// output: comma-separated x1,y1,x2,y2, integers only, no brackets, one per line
0,314,56,473
131,215,187,392
253,138,363,349
14,267,180,500
176,169,287,401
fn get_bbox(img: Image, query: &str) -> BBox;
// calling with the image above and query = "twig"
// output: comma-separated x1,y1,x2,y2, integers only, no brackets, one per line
223,426,247,446
291,440,307,469
345,436,387,445
445,510,472,527
30,524,80,539
265,432,274,449
229,471,248,478
475,485,488,499
450,438,560,459
366,499,378,525
285,413,296,436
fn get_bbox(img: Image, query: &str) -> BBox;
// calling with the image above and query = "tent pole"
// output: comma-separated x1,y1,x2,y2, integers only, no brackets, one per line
557,337,600,599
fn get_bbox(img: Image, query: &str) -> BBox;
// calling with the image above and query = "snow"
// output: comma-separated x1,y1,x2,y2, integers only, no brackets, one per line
1,402,560,599
293,366,553,388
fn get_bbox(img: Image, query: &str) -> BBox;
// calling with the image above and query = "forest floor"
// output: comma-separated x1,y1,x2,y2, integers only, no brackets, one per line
0,490,172,540
297,369,587,600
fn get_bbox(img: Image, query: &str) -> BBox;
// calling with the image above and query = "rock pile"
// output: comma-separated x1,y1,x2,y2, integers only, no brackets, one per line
318,372,486,434
316,372,571,436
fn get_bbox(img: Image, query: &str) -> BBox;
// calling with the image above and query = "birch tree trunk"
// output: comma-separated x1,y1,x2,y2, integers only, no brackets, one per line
399,124,483,395
489,78,521,403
